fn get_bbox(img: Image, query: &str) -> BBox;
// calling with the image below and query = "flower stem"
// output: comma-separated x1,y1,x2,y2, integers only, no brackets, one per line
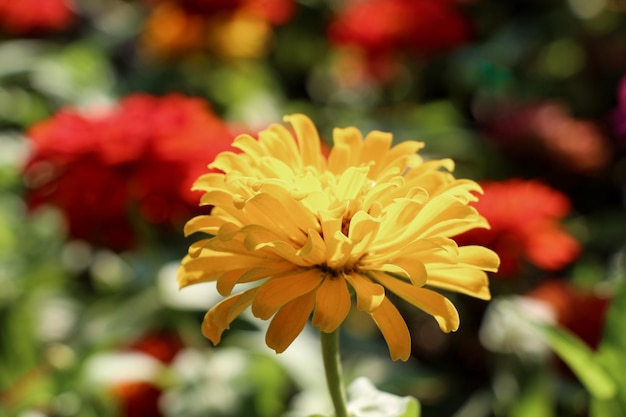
320,329,350,417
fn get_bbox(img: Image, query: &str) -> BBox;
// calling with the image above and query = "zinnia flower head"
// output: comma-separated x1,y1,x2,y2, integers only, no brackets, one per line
455,179,581,277
179,114,499,361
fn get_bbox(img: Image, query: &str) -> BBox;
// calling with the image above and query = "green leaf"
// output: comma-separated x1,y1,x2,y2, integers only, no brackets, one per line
509,370,554,417
537,324,615,399
595,265,626,415
346,377,421,417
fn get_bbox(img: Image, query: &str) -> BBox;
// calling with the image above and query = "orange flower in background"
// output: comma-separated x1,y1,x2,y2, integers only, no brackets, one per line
23,94,235,251
179,114,499,361
141,0,295,58
528,280,610,350
0,0,75,35
455,179,581,277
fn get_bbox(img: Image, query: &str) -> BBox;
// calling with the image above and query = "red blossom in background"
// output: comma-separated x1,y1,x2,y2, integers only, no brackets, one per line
528,279,610,349
455,179,581,277
327,0,472,80
481,101,612,176
611,74,626,149
112,382,164,417
0,0,75,35
110,332,184,417
23,94,236,251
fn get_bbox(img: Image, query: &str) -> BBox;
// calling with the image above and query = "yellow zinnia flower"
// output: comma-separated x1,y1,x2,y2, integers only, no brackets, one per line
178,114,499,361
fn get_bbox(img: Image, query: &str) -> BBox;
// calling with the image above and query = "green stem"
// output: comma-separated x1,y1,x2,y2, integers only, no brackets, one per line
320,329,350,417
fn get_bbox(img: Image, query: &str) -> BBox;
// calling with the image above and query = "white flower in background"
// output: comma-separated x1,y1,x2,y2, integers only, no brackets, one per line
347,377,420,417
479,295,557,360
160,347,250,417
83,352,165,386
157,262,224,310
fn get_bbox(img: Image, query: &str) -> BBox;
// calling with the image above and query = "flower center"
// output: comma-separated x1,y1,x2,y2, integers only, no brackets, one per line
316,263,356,280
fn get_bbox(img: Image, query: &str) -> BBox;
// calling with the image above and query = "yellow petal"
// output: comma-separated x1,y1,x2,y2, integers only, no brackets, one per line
455,246,500,272
266,291,316,353
365,259,427,287
183,215,224,237
425,268,491,300
370,297,411,361
231,133,265,159
311,277,352,333
372,272,460,332
202,288,259,344
284,114,324,171
251,269,323,319
328,126,362,174
345,273,385,312
335,166,370,201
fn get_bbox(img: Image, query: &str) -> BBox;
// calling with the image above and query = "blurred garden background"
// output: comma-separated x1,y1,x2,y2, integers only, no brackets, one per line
1,0,626,416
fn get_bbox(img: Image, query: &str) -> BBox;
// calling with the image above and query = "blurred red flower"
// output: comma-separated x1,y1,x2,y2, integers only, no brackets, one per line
23,94,236,251
528,279,610,349
481,101,612,176
455,179,581,277
128,331,184,364
0,0,75,35
112,382,164,417
327,0,471,80
611,74,626,148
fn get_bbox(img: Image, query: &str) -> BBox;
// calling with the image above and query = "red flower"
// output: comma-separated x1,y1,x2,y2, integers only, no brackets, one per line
0,0,74,35
112,382,164,417
328,0,471,55
23,94,236,251
528,280,610,349
455,179,581,277
128,331,184,364
482,101,612,176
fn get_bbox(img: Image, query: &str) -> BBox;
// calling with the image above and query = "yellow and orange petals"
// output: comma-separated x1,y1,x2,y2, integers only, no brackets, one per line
372,272,460,332
266,291,317,353
425,267,491,300
312,277,352,333
345,273,385,312
283,114,326,171
179,113,498,359
202,288,259,344
251,270,323,319
370,297,411,361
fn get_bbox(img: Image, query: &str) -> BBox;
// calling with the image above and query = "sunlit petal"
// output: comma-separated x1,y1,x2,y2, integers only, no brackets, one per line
370,297,411,361
266,291,317,353
312,277,352,332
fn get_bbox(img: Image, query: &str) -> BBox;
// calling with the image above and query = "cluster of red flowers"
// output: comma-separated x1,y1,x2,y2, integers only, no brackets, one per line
0,0,75,35
23,94,235,251
456,179,581,277
140,0,295,58
327,0,472,80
